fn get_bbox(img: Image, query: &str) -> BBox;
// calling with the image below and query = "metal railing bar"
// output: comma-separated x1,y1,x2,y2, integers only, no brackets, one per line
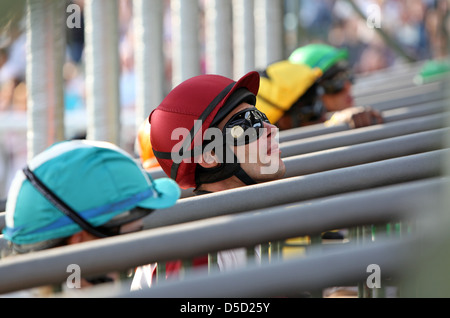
382,101,447,123
280,112,448,157
283,128,447,178
0,149,446,233
353,60,425,83
64,236,418,298
354,81,447,109
0,177,445,294
141,149,446,230
135,111,448,186
278,99,447,143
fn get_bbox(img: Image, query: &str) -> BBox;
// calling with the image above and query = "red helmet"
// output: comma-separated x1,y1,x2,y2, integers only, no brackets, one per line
149,71,260,189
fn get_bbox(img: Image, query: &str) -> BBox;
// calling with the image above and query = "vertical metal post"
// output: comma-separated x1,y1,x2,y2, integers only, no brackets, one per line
260,243,270,263
401,89,450,297
254,0,284,69
232,0,255,78
26,0,65,160
205,0,233,77
171,0,200,88
156,261,166,285
283,0,301,55
208,253,218,274
133,0,165,128
271,241,283,262
84,0,120,145
181,259,192,280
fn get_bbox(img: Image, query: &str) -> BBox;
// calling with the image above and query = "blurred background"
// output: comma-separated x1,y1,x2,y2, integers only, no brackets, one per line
0,0,449,199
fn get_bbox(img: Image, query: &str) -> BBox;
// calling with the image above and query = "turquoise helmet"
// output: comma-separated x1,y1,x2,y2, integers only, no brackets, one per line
3,140,181,246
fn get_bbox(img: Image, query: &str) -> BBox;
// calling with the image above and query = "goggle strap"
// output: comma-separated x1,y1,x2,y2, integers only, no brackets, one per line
234,167,257,185
22,167,110,238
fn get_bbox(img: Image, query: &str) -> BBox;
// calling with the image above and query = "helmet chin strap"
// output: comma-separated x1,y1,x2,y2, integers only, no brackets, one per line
233,166,256,185
195,144,256,186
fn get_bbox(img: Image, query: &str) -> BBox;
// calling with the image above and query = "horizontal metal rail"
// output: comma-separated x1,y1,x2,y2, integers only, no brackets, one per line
353,63,436,97
283,128,447,177
130,110,449,184
353,71,422,97
353,60,424,85
355,80,448,110
61,236,416,297
280,112,448,157
279,100,447,142
105,237,416,298
0,177,445,295
112,116,450,185
1,114,445,218
141,149,446,229
366,90,448,113
0,148,446,233
382,100,447,123
279,124,346,143
1,103,444,209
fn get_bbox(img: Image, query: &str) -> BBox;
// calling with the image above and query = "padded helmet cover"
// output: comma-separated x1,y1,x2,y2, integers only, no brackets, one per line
149,72,260,189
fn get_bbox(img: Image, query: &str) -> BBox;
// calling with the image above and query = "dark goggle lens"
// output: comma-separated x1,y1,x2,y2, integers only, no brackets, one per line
223,108,270,145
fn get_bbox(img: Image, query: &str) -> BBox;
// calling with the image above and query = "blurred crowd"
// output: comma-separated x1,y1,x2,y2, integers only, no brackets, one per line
1,0,448,114
295,0,449,74
0,0,448,198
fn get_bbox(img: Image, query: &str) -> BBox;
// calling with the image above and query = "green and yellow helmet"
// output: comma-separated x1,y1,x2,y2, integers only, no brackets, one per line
255,60,322,124
289,43,349,75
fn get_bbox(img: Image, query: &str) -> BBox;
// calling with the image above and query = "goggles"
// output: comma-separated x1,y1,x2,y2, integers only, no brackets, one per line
222,108,271,146
320,70,354,94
